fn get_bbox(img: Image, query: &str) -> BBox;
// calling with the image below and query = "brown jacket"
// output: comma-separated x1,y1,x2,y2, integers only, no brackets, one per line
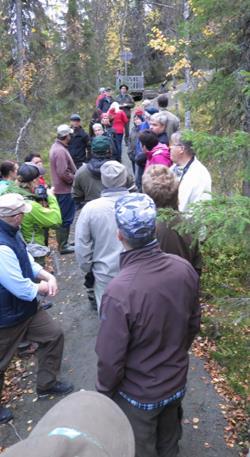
156,218,202,275
96,241,200,402
49,140,76,194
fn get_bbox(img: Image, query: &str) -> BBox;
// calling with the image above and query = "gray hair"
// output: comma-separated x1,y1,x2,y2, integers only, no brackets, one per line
92,123,104,132
150,112,168,128
170,131,195,157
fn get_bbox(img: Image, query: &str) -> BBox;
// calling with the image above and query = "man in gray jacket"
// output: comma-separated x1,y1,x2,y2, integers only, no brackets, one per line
96,193,200,457
75,161,129,311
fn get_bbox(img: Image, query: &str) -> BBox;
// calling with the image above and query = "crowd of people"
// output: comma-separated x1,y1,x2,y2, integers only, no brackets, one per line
0,85,212,457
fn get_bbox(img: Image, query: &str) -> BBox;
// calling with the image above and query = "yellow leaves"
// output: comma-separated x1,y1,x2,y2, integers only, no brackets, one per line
191,69,207,78
149,28,176,56
168,57,191,77
202,26,214,37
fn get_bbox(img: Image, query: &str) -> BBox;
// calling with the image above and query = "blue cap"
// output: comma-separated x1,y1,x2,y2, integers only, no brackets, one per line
115,193,156,239
70,113,81,121
145,107,159,115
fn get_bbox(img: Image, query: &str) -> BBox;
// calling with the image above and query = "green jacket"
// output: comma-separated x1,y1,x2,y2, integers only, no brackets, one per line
21,194,62,245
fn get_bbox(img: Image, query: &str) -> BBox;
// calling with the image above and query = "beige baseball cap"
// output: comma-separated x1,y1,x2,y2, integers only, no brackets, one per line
0,193,32,217
57,124,73,137
2,391,135,457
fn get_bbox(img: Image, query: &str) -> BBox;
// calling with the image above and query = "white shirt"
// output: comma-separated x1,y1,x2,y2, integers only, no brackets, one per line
171,157,212,212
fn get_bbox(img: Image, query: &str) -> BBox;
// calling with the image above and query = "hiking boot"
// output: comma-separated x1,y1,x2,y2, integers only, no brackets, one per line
37,381,74,398
0,405,13,424
56,227,74,255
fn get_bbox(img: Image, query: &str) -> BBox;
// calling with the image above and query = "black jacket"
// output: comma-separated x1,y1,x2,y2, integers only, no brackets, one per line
68,126,90,169
98,96,114,113
158,131,169,146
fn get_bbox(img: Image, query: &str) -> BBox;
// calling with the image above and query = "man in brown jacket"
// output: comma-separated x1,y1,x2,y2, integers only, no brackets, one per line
49,125,76,254
96,193,200,457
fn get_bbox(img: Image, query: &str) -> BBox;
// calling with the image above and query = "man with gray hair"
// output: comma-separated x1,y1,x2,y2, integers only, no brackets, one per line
149,112,169,145
157,94,180,140
75,161,129,311
170,131,212,212
0,193,73,424
96,193,200,457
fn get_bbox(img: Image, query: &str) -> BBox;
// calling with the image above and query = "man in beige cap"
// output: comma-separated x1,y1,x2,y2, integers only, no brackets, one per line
49,124,76,254
0,193,73,425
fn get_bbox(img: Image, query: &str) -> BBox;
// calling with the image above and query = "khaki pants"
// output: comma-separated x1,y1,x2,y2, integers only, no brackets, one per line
0,309,64,397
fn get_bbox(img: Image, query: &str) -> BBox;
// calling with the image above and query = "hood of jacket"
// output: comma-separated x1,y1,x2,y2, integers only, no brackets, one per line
87,157,109,179
146,143,170,161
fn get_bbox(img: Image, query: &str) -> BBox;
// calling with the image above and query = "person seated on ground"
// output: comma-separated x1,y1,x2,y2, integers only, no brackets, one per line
75,161,130,312
95,192,200,457
139,129,172,170
170,131,212,212
98,87,114,113
17,163,61,253
115,84,135,145
0,193,73,425
2,391,135,457
0,160,19,195
68,114,91,169
149,112,169,145
24,153,47,186
127,111,145,174
142,164,202,275
157,93,180,140
108,102,128,162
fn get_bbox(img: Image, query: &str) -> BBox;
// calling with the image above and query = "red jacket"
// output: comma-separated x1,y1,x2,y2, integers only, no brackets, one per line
108,109,128,134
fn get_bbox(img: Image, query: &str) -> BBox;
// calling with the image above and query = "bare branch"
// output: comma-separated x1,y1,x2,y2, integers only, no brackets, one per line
15,117,32,162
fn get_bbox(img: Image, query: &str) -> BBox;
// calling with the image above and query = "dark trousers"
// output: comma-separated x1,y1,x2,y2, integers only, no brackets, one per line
0,309,64,398
125,120,130,143
115,133,124,162
135,164,145,192
56,193,75,228
114,394,182,457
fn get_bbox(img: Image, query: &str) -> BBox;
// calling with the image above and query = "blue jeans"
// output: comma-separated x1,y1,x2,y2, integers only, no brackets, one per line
56,194,75,228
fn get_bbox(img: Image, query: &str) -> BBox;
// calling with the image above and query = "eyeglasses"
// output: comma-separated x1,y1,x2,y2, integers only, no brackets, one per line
170,143,183,148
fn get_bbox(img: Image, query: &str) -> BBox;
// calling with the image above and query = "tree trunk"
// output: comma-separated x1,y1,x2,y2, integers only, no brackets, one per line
183,0,191,129
15,0,25,103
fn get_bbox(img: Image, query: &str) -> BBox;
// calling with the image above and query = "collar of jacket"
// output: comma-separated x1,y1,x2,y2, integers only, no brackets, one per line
101,188,129,197
120,239,159,268
56,139,69,149
0,219,19,237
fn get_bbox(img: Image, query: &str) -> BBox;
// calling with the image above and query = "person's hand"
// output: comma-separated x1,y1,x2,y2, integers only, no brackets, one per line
38,280,49,296
47,276,58,296
47,187,54,196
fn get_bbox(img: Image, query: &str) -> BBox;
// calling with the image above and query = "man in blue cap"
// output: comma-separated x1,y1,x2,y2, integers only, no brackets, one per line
96,193,201,457
68,114,91,169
